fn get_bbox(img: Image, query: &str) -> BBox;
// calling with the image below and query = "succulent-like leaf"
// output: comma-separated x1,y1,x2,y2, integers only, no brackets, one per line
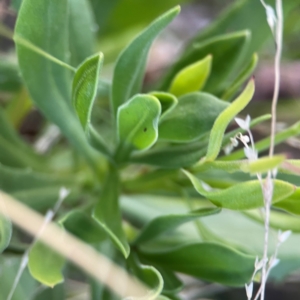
15,0,102,173
169,55,212,97
159,92,228,143
111,6,180,116
160,31,250,95
205,79,255,161
28,241,65,287
183,170,295,210
117,94,161,151
72,53,103,130
274,188,300,215
92,167,129,257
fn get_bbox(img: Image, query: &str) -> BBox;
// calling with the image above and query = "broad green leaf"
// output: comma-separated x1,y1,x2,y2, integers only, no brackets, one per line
183,170,296,210
28,241,65,287
245,209,300,233
134,207,220,245
117,94,161,151
274,188,300,215
222,53,258,100
92,167,129,257
72,52,103,130
0,214,12,253
205,79,255,161
193,156,285,175
128,253,163,299
246,155,285,174
223,122,300,161
131,142,206,168
111,6,180,116
160,31,250,95
140,242,255,286
60,210,107,244
169,55,212,97
149,92,178,121
69,0,96,66
15,0,102,174
158,92,228,143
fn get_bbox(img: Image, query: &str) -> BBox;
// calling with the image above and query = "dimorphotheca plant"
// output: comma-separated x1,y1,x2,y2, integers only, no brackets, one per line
1,0,300,299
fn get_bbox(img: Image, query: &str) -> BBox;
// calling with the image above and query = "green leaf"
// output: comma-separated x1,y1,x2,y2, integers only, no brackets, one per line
140,242,255,286
131,142,205,168
69,0,96,66
111,6,180,116
117,94,161,151
72,52,103,130
205,79,255,161
193,156,285,175
92,167,129,257
158,92,228,143
28,240,65,287
183,170,296,210
15,0,102,174
160,31,250,95
274,188,300,215
149,92,178,121
134,207,220,245
0,214,12,253
169,55,212,97
281,160,300,175
245,209,300,233
128,253,163,299
60,210,107,244
222,53,258,100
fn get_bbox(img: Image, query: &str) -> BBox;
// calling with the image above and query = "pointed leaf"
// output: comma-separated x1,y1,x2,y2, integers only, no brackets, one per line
72,52,103,130
28,241,65,287
223,53,258,100
169,55,212,97
134,207,221,245
158,92,228,143
0,213,12,253
160,31,251,95
149,91,178,121
205,79,255,161
111,6,180,116
15,0,102,173
183,170,296,210
140,242,255,286
117,94,161,151
92,167,129,257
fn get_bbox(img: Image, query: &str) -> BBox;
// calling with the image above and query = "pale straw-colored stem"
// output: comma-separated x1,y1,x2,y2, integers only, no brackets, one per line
0,191,148,299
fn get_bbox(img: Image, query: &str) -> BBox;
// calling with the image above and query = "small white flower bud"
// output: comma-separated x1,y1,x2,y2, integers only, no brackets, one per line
245,282,253,299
